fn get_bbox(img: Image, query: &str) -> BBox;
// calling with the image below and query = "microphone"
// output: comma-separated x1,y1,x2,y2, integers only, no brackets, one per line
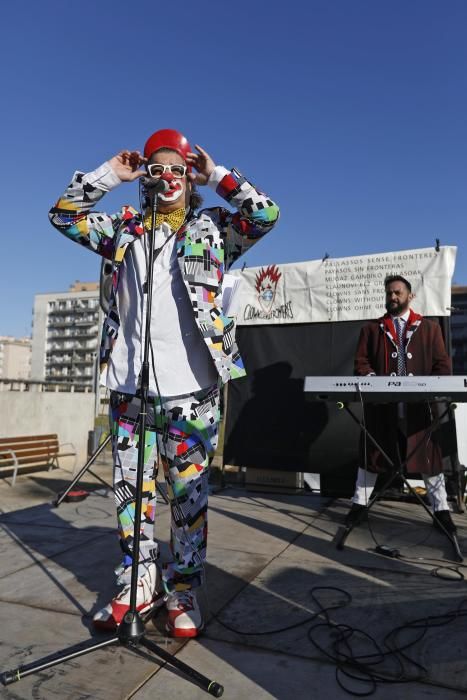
141,177,170,195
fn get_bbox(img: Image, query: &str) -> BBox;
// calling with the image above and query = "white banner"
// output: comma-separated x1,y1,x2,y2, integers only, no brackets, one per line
232,246,457,326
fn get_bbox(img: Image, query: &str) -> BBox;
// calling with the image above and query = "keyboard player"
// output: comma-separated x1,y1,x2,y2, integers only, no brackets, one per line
345,274,456,534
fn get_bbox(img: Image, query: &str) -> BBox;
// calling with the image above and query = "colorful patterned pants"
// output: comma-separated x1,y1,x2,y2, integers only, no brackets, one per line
109,383,220,592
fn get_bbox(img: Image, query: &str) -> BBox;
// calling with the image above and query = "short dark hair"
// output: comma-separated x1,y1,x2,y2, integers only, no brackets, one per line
189,186,203,211
384,275,412,292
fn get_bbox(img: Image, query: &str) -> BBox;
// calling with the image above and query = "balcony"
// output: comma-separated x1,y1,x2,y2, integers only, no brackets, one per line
47,329,98,340
48,315,98,326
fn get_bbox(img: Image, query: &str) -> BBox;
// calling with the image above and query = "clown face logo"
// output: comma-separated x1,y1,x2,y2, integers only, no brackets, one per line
255,265,282,313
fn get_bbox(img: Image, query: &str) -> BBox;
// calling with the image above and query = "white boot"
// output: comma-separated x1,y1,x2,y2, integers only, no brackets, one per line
93,563,166,631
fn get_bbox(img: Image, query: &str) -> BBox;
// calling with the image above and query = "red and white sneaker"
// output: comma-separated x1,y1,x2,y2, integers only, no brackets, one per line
165,590,204,638
93,564,166,631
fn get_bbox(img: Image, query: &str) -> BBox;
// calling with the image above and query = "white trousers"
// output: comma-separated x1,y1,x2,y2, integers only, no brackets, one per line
351,467,449,511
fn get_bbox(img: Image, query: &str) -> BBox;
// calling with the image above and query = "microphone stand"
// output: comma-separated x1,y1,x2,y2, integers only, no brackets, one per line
1,186,224,697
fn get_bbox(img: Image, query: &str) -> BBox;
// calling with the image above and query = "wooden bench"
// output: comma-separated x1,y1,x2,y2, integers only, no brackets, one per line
0,434,77,487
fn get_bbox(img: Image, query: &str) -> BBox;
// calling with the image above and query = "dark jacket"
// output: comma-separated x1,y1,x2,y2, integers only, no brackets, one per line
354,310,451,475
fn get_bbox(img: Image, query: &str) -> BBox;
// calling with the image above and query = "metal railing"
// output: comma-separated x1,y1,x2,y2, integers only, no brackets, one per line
0,378,93,393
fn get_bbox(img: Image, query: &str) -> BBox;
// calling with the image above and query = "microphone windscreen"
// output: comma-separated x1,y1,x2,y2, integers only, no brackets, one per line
141,177,169,193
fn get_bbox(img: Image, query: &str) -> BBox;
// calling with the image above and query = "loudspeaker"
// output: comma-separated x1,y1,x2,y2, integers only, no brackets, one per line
99,259,113,314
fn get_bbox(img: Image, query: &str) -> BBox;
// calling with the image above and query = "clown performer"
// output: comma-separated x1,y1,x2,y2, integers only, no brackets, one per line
49,129,280,637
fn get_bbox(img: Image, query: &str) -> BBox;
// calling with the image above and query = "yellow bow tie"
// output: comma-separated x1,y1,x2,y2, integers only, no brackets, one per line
143,208,186,232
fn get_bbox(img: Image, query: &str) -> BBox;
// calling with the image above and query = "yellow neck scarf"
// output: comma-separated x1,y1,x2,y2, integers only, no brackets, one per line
143,208,186,233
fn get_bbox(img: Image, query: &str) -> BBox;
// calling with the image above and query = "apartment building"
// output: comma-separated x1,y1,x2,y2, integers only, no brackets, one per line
31,282,102,387
0,336,31,380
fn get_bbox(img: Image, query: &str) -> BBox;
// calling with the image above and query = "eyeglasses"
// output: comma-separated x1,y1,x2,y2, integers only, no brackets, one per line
146,163,187,179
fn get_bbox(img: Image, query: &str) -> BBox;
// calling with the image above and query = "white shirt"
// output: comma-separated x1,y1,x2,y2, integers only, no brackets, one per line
391,309,410,327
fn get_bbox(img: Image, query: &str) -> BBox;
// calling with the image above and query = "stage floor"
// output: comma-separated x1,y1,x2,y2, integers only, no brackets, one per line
0,464,466,699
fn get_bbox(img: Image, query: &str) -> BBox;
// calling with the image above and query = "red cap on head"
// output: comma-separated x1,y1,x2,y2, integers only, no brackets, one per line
144,129,192,170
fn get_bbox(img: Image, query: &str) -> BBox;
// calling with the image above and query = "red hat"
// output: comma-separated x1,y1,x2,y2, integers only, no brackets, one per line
144,129,192,170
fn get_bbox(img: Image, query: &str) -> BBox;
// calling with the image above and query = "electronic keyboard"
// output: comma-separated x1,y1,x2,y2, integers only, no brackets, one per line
303,376,467,403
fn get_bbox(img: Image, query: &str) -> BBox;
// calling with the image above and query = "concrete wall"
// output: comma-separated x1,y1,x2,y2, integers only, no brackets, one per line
0,391,97,466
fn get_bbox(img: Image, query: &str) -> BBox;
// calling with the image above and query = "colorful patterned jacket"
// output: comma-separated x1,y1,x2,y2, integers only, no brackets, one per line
49,164,279,384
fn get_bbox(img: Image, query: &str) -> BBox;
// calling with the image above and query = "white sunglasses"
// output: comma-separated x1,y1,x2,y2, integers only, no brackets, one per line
146,163,187,179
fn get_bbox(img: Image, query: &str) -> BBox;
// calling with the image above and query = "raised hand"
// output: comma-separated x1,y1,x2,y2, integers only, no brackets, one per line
186,145,216,186
108,150,147,182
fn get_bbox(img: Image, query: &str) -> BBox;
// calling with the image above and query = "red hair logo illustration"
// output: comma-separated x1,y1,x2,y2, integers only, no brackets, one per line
255,265,281,313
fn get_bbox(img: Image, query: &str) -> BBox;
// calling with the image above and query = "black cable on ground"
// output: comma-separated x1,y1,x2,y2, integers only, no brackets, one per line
210,583,467,697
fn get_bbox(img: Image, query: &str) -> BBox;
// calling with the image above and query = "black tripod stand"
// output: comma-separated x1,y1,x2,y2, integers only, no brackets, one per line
1,185,224,696
336,401,463,562
53,432,112,506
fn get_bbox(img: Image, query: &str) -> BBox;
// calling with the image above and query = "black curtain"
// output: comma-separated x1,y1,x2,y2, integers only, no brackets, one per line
224,321,364,495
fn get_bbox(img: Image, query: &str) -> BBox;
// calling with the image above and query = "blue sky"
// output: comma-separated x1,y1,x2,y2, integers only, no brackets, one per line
1,0,466,337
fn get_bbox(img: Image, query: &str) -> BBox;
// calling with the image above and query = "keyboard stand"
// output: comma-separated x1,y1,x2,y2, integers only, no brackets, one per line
336,402,463,562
